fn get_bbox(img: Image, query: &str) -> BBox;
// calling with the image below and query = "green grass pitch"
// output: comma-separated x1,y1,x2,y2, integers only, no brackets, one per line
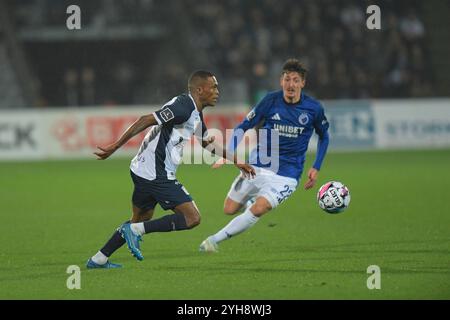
0,149,449,299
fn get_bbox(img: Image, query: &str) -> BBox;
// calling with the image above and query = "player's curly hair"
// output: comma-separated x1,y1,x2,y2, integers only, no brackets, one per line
282,59,307,79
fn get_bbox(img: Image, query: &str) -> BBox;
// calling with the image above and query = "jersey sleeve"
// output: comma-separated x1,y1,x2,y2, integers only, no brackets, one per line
237,95,271,131
153,96,192,126
313,103,329,139
313,103,330,170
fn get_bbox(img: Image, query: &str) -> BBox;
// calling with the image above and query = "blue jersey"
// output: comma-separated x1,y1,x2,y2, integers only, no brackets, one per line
230,90,329,181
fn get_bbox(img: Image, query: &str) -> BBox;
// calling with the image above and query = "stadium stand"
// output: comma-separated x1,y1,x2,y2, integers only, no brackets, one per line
1,0,445,108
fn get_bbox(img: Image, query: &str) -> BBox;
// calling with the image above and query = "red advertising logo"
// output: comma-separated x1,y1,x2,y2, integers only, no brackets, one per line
52,112,246,152
86,116,144,149
53,115,146,151
52,118,84,151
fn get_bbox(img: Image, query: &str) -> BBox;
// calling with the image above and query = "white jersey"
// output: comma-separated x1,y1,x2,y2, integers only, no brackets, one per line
130,94,207,181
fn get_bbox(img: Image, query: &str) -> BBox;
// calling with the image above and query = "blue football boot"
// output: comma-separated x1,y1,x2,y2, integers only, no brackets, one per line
86,258,122,269
119,223,144,261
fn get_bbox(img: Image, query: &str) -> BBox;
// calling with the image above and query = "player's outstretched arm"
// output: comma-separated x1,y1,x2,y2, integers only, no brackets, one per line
94,114,158,160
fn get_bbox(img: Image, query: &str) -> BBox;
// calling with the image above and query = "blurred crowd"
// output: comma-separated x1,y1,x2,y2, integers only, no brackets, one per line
8,0,435,107
12,0,164,28
180,0,433,103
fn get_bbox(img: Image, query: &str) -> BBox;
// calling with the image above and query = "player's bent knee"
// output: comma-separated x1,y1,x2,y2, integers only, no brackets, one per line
223,206,238,215
250,204,271,217
184,211,201,229
223,199,242,215
185,212,201,228
131,209,154,223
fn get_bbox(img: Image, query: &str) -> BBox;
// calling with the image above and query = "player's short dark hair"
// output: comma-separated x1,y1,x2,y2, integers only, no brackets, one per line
282,59,307,79
188,70,214,89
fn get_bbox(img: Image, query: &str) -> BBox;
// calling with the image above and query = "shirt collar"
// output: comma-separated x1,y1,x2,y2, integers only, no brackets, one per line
188,94,200,112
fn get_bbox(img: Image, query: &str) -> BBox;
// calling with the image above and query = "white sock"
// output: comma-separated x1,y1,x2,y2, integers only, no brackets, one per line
211,208,260,243
131,222,145,236
91,251,108,265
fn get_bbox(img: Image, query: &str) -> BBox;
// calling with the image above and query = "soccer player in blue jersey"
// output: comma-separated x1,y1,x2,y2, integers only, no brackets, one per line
199,59,330,252
87,71,255,268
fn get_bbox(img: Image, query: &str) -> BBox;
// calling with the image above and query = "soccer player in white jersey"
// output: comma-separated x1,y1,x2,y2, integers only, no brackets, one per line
87,71,255,268
199,59,330,252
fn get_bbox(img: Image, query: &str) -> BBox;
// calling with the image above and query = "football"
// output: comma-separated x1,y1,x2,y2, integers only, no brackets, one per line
317,181,351,214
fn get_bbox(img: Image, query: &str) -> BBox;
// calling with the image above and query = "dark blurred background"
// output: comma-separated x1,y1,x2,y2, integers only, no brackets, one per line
0,0,448,108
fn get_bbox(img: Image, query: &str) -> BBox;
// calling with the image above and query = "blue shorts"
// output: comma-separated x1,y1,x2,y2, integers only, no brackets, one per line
130,170,193,211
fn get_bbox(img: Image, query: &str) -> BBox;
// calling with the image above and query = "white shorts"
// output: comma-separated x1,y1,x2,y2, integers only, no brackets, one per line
227,167,298,209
